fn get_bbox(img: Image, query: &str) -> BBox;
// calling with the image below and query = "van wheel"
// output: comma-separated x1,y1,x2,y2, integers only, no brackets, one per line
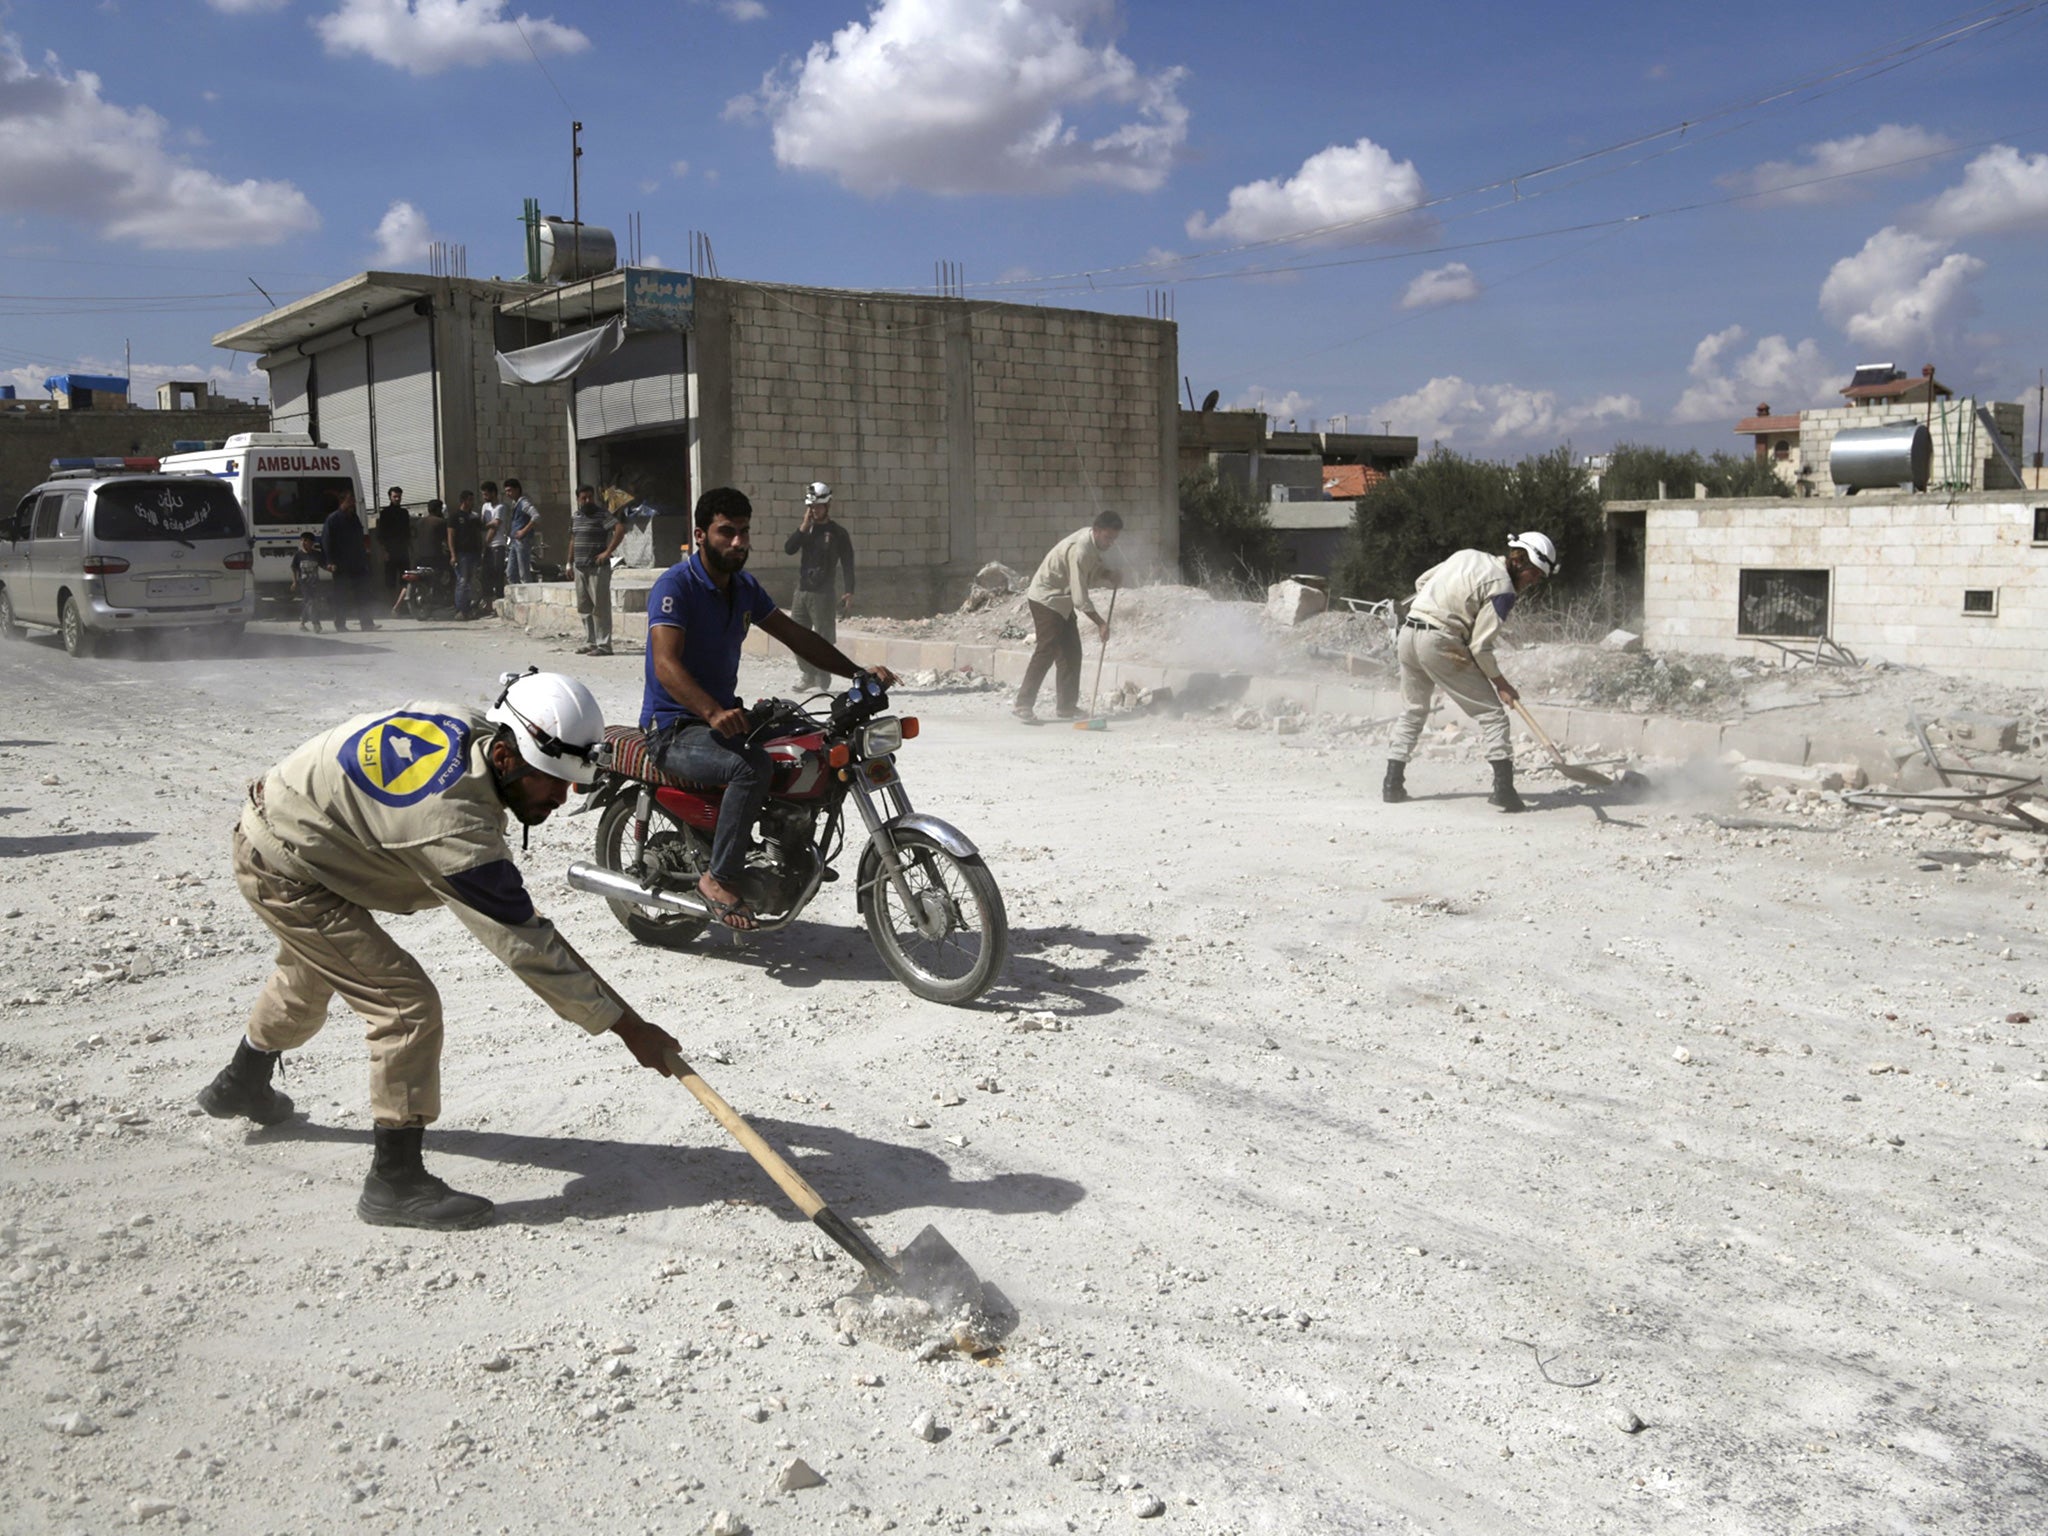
59,596,96,658
0,587,21,640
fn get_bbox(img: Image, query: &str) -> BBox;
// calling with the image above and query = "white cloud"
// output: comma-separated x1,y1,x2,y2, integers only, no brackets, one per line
313,0,589,76
1369,376,1640,447
1917,144,2048,237
1187,137,1424,243
670,159,690,179
734,0,1187,196
207,0,290,11
371,199,434,265
1717,123,1954,206
721,0,767,18
0,32,318,249
1231,387,1313,423
1400,261,1479,311
1819,225,1984,355
1671,325,1837,424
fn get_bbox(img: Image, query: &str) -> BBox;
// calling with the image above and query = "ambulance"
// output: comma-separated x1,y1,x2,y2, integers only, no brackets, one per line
156,433,363,602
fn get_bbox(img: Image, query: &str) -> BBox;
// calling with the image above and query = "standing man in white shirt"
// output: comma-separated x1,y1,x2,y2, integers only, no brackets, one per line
1014,511,1122,724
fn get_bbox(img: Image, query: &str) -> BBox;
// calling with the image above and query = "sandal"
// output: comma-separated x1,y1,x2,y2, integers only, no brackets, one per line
696,884,759,931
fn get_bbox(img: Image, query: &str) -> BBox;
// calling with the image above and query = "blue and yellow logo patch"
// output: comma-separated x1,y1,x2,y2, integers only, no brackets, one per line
337,712,471,807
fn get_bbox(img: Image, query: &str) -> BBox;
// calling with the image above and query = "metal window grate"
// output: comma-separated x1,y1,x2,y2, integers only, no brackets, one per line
2034,506,2047,542
1738,568,1830,639
1962,588,1997,615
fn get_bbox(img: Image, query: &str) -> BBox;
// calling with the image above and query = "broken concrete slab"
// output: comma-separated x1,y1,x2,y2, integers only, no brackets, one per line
1735,759,1867,792
1601,629,1644,653
1264,580,1329,627
1941,712,2021,753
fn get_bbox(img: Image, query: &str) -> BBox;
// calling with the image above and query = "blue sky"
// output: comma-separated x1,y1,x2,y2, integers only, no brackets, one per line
3,0,2046,456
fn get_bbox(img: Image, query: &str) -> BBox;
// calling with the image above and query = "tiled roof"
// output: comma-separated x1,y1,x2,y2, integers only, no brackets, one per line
1841,377,1952,400
1735,414,1801,433
1322,464,1387,500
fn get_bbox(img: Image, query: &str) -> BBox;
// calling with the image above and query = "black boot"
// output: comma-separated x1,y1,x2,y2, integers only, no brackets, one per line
357,1126,495,1231
1488,758,1527,813
196,1039,295,1126
1382,759,1410,804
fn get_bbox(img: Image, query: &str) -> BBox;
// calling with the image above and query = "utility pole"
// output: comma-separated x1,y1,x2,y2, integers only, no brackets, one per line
571,120,583,279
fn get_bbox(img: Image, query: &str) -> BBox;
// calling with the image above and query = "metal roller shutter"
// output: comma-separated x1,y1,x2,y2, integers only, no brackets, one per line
269,356,311,436
316,339,371,480
368,319,438,505
574,332,688,440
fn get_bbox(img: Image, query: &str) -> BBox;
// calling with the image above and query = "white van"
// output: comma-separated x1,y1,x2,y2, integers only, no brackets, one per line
158,433,363,601
0,472,254,656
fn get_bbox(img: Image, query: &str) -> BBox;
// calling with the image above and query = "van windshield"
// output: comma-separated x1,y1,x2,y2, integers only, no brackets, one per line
92,480,246,542
252,475,356,528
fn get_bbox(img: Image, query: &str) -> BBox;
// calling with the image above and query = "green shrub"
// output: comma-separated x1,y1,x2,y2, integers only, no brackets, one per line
1178,466,1283,591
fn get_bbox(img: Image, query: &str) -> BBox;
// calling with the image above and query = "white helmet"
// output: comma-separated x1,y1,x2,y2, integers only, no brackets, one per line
487,669,606,785
1507,531,1559,577
804,480,832,506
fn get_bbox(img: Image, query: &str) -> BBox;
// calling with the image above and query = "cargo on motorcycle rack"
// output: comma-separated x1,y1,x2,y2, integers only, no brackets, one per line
566,672,1007,1004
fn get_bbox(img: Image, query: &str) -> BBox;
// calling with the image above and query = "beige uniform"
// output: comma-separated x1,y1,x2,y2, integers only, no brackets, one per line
1023,527,1114,622
235,702,624,1126
1389,550,1518,763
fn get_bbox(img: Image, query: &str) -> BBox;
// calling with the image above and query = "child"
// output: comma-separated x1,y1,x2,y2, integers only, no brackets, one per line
291,531,328,632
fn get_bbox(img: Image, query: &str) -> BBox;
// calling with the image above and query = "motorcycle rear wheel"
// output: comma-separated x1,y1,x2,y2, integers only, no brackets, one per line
864,829,1008,1005
594,796,712,949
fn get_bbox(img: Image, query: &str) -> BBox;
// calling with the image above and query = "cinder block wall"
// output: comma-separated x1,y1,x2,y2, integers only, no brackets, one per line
459,300,571,560
1619,491,2047,683
705,281,1176,617
1,406,271,512
1801,402,2026,493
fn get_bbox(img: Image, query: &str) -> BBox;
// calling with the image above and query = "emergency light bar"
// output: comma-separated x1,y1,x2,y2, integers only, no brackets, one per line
48,456,160,471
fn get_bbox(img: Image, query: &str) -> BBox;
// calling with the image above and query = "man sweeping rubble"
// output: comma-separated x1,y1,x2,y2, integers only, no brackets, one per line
1014,511,1122,724
196,670,682,1231
1383,531,1558,813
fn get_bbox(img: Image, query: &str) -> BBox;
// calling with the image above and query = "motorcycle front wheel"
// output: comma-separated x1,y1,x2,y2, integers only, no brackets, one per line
594,796,712,949
864,829,1008,1005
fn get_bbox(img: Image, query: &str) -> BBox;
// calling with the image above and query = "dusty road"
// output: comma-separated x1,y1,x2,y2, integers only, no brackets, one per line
1,616,2044,1535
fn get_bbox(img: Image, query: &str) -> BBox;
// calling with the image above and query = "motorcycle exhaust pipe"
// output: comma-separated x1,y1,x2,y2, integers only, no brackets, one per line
566,860,713,919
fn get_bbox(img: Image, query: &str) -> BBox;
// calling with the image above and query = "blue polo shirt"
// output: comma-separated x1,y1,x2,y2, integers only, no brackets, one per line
640,553,779,730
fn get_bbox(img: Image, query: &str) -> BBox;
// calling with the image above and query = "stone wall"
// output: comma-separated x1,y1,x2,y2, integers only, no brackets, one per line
1614,490,2048,683
452,294,573,562
0,405,271,513
1800,401,2025,493
697,280,1176,616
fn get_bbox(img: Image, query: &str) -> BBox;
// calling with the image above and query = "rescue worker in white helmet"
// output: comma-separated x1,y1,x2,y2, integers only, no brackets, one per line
196,669,682,1230
1383,531,1557,814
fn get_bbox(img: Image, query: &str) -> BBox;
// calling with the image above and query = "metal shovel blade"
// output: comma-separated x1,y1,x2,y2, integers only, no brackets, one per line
892,1224,985,1313
1558,762,1614,788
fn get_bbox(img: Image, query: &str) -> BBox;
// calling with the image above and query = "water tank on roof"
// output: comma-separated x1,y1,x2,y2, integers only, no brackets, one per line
1831,421,1931,492
536,218,618,282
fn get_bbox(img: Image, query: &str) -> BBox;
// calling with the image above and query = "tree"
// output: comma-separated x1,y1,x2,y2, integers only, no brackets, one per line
1335,446,1604,602
1602,442,1786,500
1177,465,1283,591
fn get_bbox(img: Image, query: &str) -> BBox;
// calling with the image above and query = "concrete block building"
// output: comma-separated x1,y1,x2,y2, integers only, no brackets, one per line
216,268,1179,615
1603,490,2048,684
1,388,269,514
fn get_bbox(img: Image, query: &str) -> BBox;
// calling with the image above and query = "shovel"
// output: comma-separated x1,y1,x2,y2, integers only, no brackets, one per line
660,1048,986,1313
1072,586,1119,731
1509,698,1614,788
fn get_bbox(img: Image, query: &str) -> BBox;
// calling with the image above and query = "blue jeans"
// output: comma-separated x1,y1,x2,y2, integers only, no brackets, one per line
506,538,533,585
453,553,481,615
648,720,772,887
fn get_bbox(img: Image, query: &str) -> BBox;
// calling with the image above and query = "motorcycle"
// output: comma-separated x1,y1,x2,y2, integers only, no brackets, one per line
395,562,454,620
565,673,1009,1005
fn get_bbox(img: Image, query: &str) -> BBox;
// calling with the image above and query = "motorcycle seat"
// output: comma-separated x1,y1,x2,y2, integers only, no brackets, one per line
603,726,727,793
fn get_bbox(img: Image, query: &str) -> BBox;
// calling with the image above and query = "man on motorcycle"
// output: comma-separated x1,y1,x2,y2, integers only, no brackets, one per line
641,486,896,931
196,670,683,1231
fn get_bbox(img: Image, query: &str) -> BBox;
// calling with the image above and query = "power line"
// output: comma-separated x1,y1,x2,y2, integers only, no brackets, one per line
955,0,2048,297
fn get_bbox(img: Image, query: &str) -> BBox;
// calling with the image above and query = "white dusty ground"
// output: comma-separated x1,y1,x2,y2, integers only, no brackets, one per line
2,616,2046,1535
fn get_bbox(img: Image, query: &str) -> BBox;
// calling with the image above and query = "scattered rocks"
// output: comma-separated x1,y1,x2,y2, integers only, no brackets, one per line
1132,1493,1166,1518
46,1411,98,1437
706,1511,748,1536
129,1497,178,1522
1614,1407,1646,1434
777,1457,825,1492
910,1409,943,1442
479,1353,512,1372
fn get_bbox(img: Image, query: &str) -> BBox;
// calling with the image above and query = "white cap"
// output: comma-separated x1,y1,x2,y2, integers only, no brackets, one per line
486,669,606,785
1507,530,1558,577
805,481,832,505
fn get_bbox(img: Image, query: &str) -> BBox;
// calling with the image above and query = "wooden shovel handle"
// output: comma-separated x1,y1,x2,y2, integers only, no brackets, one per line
1509,698,1569,766
662,1049,899,1288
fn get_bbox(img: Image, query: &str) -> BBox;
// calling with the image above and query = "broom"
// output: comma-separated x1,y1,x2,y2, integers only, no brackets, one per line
1072,586,1118,731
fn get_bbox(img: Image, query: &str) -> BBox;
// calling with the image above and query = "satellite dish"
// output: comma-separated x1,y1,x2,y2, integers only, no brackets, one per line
1200,389,1220,412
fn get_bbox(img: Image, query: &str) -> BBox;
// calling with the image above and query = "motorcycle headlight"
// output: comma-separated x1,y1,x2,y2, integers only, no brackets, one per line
860,717,903,757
